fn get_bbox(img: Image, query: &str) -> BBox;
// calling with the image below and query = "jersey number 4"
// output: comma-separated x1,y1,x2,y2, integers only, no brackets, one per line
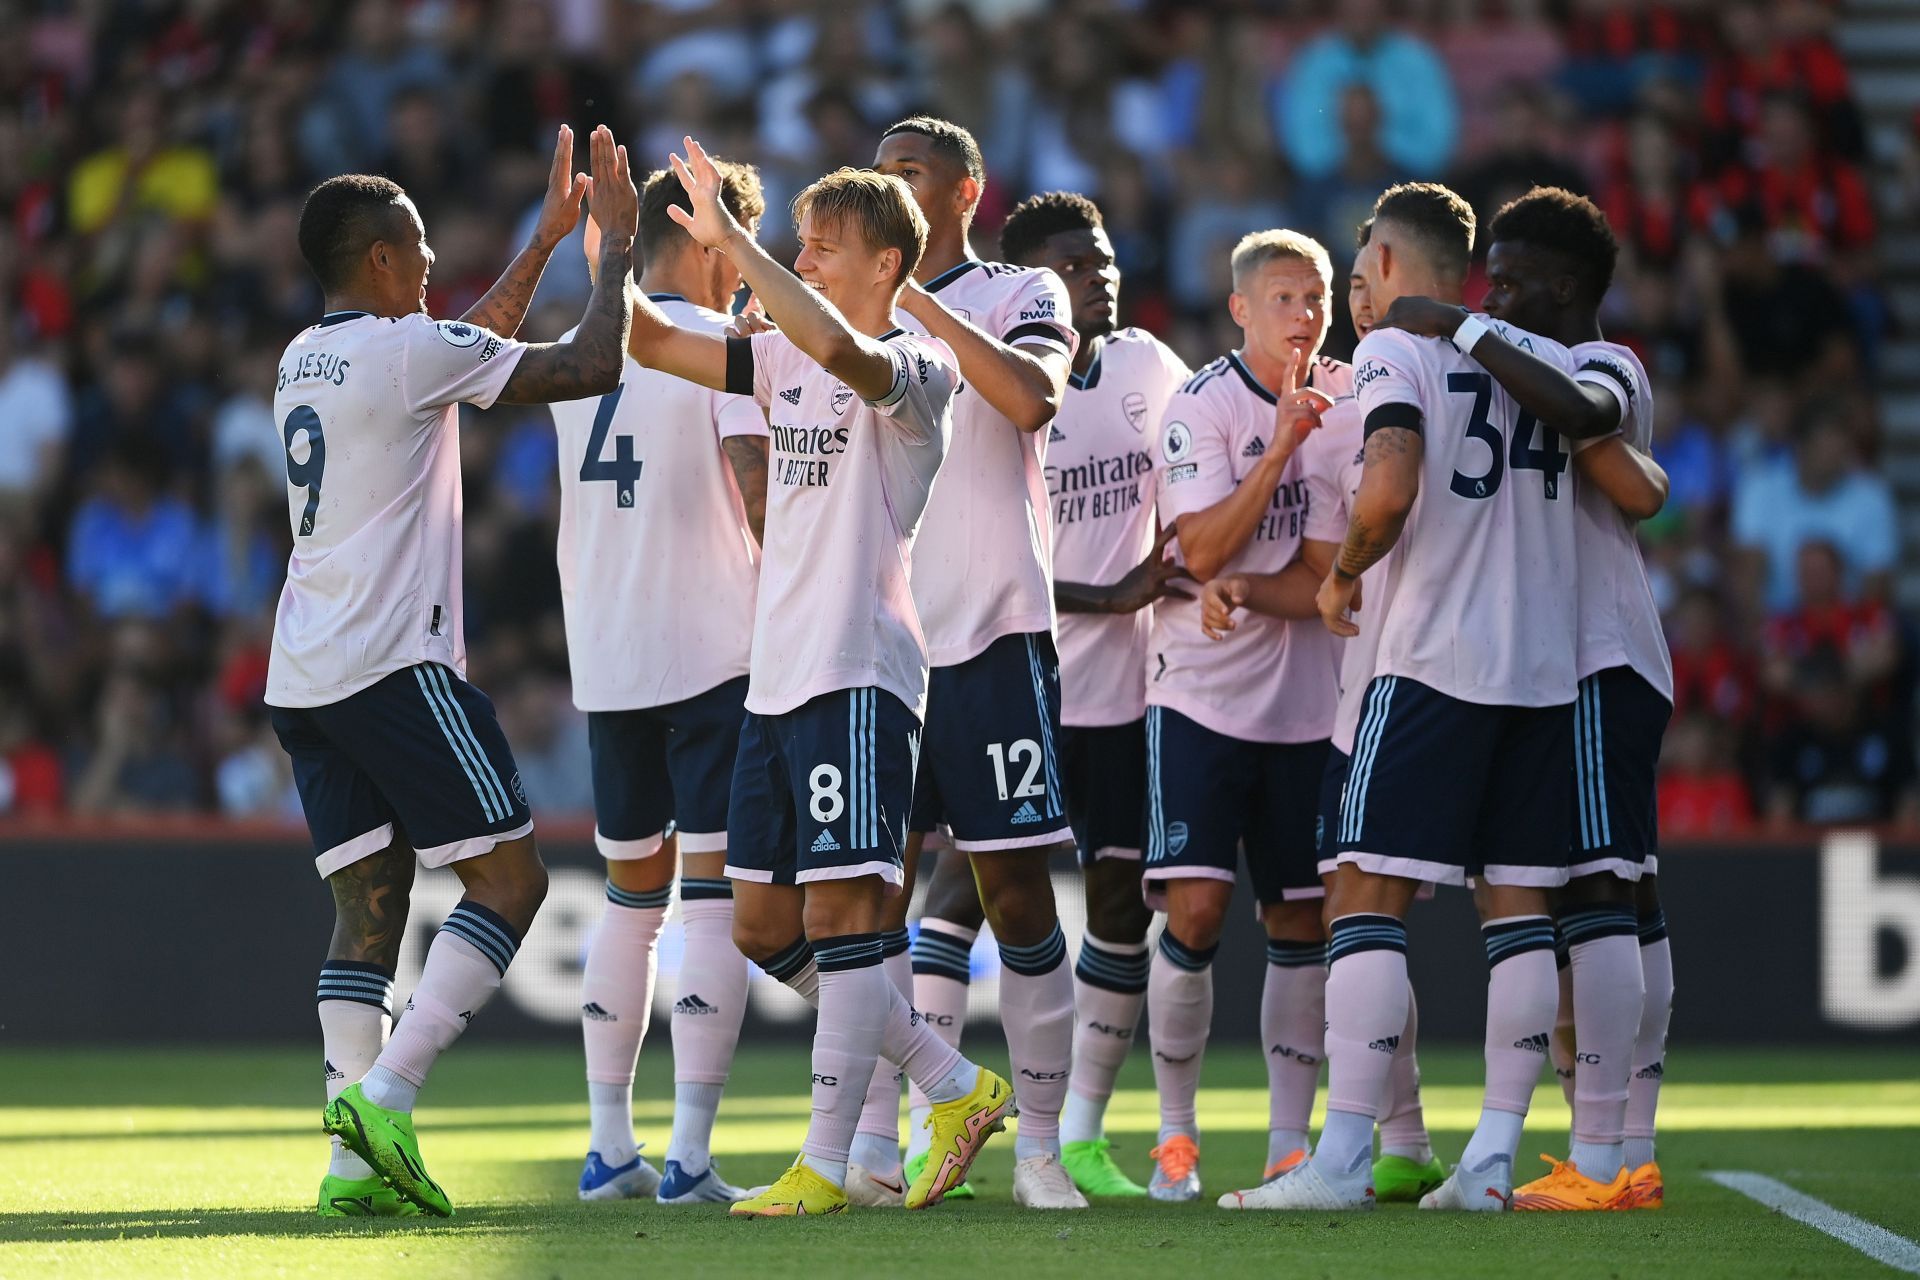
282,405,325,536
580,384,642,508
1445,371,1566,501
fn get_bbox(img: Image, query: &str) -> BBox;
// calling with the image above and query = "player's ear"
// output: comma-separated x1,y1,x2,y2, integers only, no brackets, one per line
877,246,902,288
953,175,980,219
1227,290,1248,329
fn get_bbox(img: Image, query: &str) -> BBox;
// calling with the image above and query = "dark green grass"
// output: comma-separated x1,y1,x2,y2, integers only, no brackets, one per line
2,1044,1916,1278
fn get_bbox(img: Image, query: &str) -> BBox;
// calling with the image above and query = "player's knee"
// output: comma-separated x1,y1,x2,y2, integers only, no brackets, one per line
1263,897,1325,942
924,857,987,928
731,915,792,965
975,855,1060,943
1560,871,1633,910
1085,868,1151,944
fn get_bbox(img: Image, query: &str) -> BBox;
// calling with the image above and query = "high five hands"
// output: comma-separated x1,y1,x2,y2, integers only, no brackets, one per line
667,136,746,252
583,123,639,247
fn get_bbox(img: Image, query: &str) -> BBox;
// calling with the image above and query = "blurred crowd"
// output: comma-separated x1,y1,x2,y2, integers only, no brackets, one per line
0,0,1913,832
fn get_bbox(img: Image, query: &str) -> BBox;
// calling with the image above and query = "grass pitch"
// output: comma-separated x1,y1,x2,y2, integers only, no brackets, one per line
2,1043,1916,1279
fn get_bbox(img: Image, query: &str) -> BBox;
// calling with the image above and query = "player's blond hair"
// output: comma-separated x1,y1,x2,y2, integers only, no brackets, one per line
1230,229,1334,294
792,169,929,286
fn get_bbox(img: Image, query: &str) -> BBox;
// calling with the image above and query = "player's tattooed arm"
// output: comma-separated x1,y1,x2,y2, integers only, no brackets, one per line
1319,426,1420,637
326,846,417,969
723,435,769,543
498,126,640,404
895,284,1069,433
460,125,589,339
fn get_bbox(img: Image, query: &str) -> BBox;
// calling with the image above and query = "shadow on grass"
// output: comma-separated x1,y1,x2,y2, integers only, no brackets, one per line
0,1204,541,1244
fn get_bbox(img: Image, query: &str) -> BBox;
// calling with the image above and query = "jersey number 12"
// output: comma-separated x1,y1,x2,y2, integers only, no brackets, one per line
580,384,643,508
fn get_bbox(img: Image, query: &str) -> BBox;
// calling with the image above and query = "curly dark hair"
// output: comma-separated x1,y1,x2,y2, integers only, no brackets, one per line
1487,185,1620,303
999,190,1104,265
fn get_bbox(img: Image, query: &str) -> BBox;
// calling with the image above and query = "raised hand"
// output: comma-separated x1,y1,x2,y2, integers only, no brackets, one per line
1373,296,1468,340
585,123,638,246
1275,345,1335,451
667,135,746,252
531,125,589,251
1200,574,1250,640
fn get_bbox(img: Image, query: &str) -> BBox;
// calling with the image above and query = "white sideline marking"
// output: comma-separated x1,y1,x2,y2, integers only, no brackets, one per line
1708,1171,1920,1274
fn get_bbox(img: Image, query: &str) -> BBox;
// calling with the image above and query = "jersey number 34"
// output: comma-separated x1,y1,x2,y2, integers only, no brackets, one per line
1445,371,1566,501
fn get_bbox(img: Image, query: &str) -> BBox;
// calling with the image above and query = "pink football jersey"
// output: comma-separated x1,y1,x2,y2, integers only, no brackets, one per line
1349,322,1581,709
1047,328,1190,727
1295,396,1382,755
1148,352,1350,743
1569,340,1673,700
267,312,528,708
549,296,765,712
901,260,1077,667
737,327,956,718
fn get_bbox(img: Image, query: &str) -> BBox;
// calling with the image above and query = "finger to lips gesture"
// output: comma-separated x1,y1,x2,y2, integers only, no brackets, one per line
585,123,638,243
1276,346,1334,450
534,125,589,249
667,136,744,251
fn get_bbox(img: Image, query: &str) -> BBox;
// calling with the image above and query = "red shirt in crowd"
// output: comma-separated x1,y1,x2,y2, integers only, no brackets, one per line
1659,770,1755,836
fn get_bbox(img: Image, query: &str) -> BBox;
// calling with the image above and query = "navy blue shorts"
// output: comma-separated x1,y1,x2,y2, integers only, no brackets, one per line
726,686,918,891
588,675,748,859
1571,665,1671,880
1316,747,1350,878
1143,706,1330,906
909,631,1074,852
1060,719,1146,866
270,662,532,880
1334,675,1573,887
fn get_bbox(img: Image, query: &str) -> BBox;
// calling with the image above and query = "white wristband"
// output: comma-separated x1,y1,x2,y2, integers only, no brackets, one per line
1452,313,1491,354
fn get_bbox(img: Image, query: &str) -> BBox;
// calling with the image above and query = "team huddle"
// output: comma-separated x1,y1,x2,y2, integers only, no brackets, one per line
267,115,1676,1222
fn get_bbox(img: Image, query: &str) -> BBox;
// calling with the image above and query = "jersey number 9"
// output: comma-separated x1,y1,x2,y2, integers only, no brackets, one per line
282,405,325,536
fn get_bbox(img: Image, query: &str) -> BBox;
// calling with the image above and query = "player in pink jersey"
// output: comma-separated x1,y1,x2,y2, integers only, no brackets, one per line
548,161,769,1206
1001,192,1192,1197
1136,228,1343,1203
1371,187,1673,1211
608,140,1014,1218
1226,183,1611,1214
869,117,1087,1211
1201,220,1447,1208
278,125,640,1218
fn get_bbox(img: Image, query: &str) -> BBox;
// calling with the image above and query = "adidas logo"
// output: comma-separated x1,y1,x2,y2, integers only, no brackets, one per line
1242,437,1266,458
323,1059,344,1082
1514,1032,1551,1054
582,1002,617,1022
1636,1061,1664,1080
675,995,718,1016
1367,1034,1401,1053
1010,800,1042,824
779,386,802,405
1049,425,1066,443
811,829,841,852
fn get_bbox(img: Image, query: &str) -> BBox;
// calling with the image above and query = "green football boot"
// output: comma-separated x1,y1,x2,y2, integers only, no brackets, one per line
1061,1139,1148,1197
317,1172,423,1218
323,1083,453,1217
904,1148,975,1200
1372,1152,1447,1203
